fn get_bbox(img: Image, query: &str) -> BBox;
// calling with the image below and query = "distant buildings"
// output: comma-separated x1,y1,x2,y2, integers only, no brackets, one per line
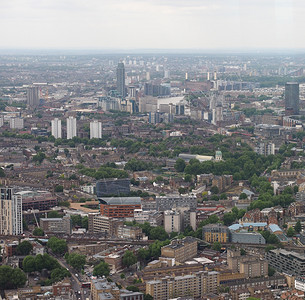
285,82,299,115
66,116,77,139
254,142,275,156
90,120,102,139
88,213,123,236
96,178,130,197
164,210,182,233
0,187,23,235
51,118,62,139
116,62,126,97
156,194,197,211
27,86,40,107
202,223,229,243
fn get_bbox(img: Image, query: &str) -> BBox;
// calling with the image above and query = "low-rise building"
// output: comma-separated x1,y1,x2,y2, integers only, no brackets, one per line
88,213,123,236
40,215,71,235
161,237,198,263
202,223,229,243
117,225,145,240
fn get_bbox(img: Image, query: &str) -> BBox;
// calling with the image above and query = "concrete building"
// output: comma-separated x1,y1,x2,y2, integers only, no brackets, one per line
156,194,197,211
295,277,305,292
88,213,123,236
9,117,24,129
285,82,299,115
27,86,40,107
0,187,23,235
90,120,102,139
254,142,275,156
96,178,130,197
117,63,126,98
230,231,266,244
266,249,305,276
164,210,182,233
99,197,141,218
133,209,163,227
146,271,219,300
161,237,198,263
40,215,71,235
66,116,77,139
202,223,229,243
51,118,62,139
117,225,144,240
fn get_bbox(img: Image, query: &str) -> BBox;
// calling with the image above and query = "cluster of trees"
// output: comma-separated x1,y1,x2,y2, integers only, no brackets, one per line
23,254,70,284
249,176,295,210
71,215,89,230
124,158,154,172
32,151,46,164
33,227,44,236
47,237,67,255
137,240,171,262
64,253,86,271
77,164,128,180
260,231,280,244
93,261,110,277
0,265,26,290
124,222,169,241
122,250,137,268
175,150,284,181
16,241,33,255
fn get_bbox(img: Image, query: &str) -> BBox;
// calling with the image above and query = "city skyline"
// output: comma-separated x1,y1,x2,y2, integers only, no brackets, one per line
1,0,305,50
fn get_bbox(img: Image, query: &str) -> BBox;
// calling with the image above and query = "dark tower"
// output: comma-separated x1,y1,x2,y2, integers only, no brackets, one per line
285,82,299,115
116,63,126,97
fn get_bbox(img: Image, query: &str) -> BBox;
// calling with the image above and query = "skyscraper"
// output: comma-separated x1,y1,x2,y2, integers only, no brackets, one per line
90,120,102,139
27,86,40,107
116,62,126,97
66,116,77,139
0,187,23,235
51,118,62,139
285,82,299,115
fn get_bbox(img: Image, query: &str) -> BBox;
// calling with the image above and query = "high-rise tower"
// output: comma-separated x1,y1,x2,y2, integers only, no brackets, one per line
90,120,102,139
285,82,299,115
116,63,126,97
51,118,62,139
27,86,40,107
66,116,77,139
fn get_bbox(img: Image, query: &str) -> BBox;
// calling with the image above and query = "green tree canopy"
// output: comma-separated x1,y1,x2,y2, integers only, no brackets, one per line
122,250,137,268
47,237,67,255
0,265,27,289
93,261,110,277
174,158,186,172
33,227,44,236
65,253,86,271
295,220,302,233
287,226,295,237
16,241,33,255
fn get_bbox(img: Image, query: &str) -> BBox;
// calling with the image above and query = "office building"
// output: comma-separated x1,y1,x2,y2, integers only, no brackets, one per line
146,271,219,300
156,195,197,211
96,178,130,197
0,187,23,235
40,215,71,234
266,249,305,276
9,117,24,129
116,62,126,97
90,120,102,139
202,223,229,243
66,116,77,139
51,118,62,139
99,197,141,218
161,237,198,263
27,86,40,107
285,82,299,115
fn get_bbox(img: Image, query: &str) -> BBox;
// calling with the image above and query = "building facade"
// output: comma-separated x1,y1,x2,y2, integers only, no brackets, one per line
40,215,71,235
202,223,229,243
96,178,130,197
10,117,24,129
90,120,102,139
27,86,40,107
285,82,299,115
156,195,197,211
117,63,126,98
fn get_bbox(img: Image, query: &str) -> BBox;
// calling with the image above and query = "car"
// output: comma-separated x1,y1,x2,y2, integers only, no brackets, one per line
78,291,81,294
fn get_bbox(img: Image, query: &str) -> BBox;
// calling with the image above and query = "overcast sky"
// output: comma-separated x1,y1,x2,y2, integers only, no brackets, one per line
0,0,304,50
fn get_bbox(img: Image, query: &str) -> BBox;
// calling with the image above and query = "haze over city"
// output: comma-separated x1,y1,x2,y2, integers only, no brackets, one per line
1,0,305,50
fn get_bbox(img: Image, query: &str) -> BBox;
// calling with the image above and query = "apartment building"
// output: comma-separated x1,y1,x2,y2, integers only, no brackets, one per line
40,215,71,235
202,223,229,243
88,213,123,236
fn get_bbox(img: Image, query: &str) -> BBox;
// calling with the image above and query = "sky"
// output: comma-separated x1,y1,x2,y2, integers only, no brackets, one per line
0,0,305,51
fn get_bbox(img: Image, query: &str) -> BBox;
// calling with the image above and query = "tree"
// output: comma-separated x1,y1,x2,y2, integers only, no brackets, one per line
81,216,88,230
33,227,44,236
16,241,33,255
287,226,295,237
240,248,247,256
239,192,248,199
212,242,222,251
120,273,125,279
184,174,192,182
23,255,36,273
149,226,169,241
223,213,236,226
54,185,64,193
0,266,26,289
295,220,302,233
47,237,67,255
65,253,86,271
268,266,275,277
210,186,219,194
93,261,110,277
137,248,150,261
50,267,70,282
220,193,227,200
144,294,154,300
48,211,61,218
174,158,186,172
122,250,137,268
126,286,140,292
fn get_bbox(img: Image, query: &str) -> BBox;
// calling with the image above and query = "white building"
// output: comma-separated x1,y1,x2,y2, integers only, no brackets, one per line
90,120,102,139
0,187,23,235
51,118,62,139
10,117,24,129
0,117,4,127
164,210,182,233
66,116,77,139
295,277,305,292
